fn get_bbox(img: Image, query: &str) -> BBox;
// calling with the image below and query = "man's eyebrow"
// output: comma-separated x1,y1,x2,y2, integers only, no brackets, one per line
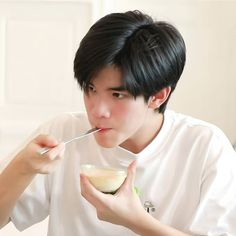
108,86,126,91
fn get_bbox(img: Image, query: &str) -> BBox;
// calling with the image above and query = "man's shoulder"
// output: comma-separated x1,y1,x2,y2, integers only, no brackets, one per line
44,112,87,124
166,109,218,128
38,112,89,136
165,109,227,141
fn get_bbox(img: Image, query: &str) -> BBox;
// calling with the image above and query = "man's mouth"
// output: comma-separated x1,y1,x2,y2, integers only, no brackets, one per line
96,127,112,132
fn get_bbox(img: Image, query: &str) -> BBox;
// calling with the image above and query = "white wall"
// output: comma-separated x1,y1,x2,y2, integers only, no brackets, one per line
0,0,236,235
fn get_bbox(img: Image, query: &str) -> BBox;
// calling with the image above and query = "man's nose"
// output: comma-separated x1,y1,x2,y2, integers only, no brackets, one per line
91,98,111,119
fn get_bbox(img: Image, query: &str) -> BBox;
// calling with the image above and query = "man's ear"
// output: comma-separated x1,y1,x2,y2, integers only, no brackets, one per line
148,87,171,109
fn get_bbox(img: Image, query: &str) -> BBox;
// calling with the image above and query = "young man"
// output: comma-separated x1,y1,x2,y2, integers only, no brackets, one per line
1,10,236,236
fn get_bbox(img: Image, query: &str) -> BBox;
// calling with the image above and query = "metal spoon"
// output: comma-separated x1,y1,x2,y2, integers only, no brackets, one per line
38,127,101,155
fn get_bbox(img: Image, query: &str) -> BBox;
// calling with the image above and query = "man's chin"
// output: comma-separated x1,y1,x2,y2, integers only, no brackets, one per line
95,138,120,148
97,142,118,148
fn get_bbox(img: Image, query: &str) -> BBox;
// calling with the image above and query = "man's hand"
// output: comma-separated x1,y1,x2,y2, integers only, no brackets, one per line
80,161,146,228
16,134,65,174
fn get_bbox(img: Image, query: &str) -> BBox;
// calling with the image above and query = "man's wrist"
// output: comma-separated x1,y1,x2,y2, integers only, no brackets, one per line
13,152,37,176
128,210,191,236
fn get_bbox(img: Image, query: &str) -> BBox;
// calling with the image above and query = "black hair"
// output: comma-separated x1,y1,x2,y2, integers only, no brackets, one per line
74,10,186,113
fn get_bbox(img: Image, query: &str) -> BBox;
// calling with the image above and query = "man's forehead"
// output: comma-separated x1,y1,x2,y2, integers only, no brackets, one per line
89,80,126,91
90,66,126,90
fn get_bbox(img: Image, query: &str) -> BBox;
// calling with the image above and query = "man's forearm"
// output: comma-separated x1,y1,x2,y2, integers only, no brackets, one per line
0,156,35,228
0,135,64,229
129,210,191,236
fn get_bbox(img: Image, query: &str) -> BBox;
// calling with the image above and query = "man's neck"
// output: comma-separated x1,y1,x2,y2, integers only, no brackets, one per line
120,113,164,154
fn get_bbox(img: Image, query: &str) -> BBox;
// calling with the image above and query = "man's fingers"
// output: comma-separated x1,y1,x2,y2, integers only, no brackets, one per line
125,160,137,187
80,174,105,206
34,134,59,147
32,134,65,160
80,162,137,208
34,140,65,161
45,142,65,160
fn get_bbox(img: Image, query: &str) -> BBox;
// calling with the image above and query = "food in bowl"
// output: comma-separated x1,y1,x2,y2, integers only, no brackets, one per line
80,165,127,194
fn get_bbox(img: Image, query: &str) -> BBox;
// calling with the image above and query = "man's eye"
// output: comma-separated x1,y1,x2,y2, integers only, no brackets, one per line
88,85,96,93
113,92,125,99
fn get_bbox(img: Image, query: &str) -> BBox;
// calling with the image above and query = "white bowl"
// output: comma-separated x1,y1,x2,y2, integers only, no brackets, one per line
80,165,127,193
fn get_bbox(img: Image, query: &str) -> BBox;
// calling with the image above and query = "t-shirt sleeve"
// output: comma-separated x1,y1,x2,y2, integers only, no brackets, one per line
188,130,236,235
10,174,50,231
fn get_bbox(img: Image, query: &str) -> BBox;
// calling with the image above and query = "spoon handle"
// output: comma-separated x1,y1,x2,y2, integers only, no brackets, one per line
38,127,100,155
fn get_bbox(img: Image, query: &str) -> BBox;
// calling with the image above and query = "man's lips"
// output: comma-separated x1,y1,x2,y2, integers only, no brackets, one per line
96,127,112,132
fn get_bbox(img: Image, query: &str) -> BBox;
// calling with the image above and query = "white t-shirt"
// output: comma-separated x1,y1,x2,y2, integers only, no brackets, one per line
2,110,236,236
